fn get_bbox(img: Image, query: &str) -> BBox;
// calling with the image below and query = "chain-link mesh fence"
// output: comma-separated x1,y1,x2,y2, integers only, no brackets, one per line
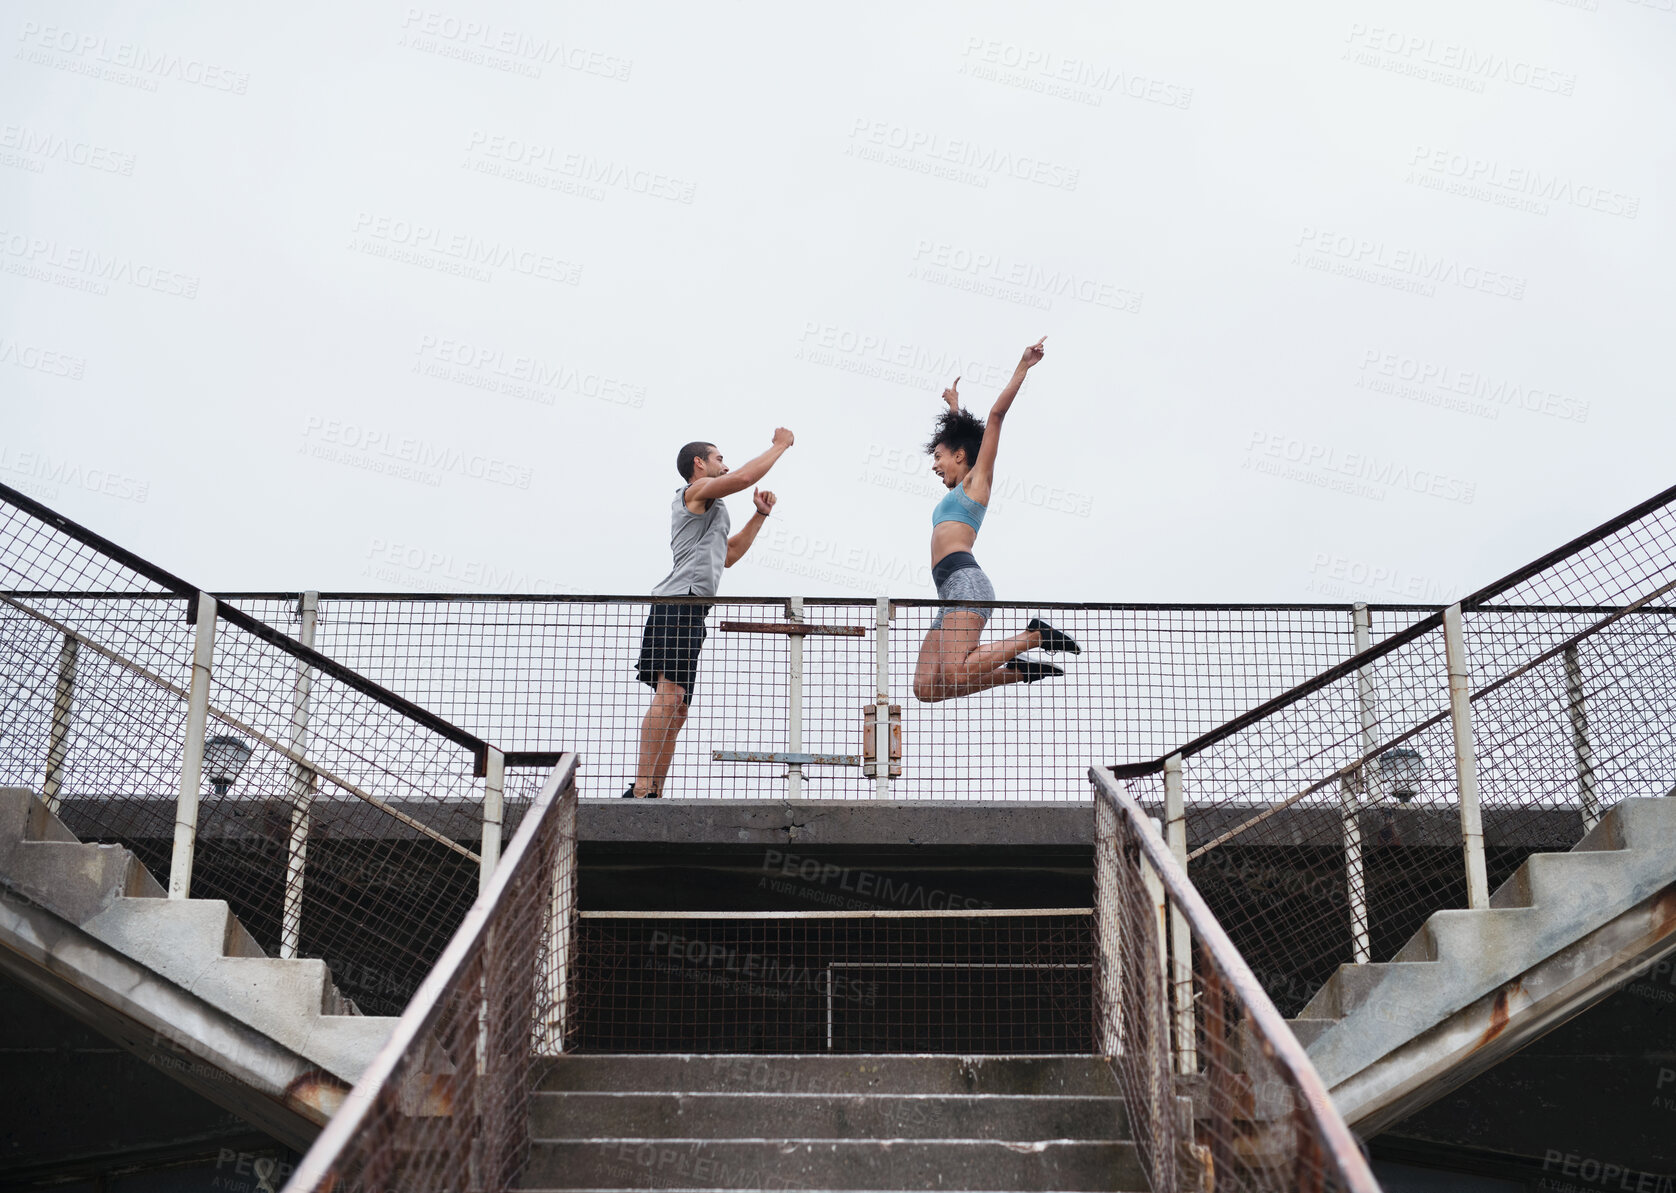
1112,483,1676,1017
0,483,509,1013
216,593,1439,803
1093,767,1380,1193
284,757,578,1193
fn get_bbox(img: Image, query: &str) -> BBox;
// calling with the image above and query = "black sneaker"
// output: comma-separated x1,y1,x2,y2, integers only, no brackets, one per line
1004,658,1065,682
621,787,663,799
1026,618,1081,654
621,785,636,798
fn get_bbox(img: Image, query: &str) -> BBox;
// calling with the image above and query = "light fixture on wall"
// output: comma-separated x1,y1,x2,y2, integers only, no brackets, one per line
203,735,253,797
1377,747,1425,804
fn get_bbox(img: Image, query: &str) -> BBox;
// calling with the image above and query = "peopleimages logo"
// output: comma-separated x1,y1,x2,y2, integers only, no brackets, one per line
466,131,696,203
1342,24,1577,95
350,212,582,286
1294,226,1526,300
15,21,252,93
1245,430,1476,505
1407,145,1638,219
910,239,1142,314
847,118,1079,191
300,415,533,490
1358,349,1589,424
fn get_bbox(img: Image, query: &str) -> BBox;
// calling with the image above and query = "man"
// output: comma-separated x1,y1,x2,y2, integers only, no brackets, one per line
626,429,795,798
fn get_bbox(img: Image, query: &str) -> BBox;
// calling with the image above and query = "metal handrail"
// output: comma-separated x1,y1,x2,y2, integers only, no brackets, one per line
0,481,495,772
1111,481,1676,777
284,752,579,1193
1091,764,1381,1193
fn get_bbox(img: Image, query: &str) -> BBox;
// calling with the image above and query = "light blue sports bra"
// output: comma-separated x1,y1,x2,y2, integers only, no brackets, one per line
932,482,987,533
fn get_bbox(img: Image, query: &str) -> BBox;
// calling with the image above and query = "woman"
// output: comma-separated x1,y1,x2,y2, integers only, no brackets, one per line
912,336,1080,703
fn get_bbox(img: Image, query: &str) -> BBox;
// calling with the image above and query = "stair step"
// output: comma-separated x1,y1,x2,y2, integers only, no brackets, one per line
1605,797,1676,852
1286,1018,1337,1050
534,1055,1121,1097
1499,850,1628,911
519,1138,1146,1192
5,841,155,922
531,1091,1128,1142
1299,961,1433,1021
297,1014,399,1082
84,898,261,987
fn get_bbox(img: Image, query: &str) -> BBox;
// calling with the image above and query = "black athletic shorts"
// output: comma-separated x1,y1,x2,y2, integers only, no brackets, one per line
635,598,710,703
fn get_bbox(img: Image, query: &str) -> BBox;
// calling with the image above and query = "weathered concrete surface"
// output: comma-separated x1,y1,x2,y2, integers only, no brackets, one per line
578,800,1094,847
51,793,1588,850
0,788,396,1150
522,1055,1143,1192
1290,796,1676,1132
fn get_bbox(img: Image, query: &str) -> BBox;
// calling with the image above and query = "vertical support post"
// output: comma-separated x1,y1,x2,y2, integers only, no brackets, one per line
1093,793,1121,1056
1346,604,1373,964
1143,817,1171,1044
480,747,506,893
1564,645,1600,832
787,597,804,800
1443,603,1490,910
280,591,318,959
537,785,578,1057
874,597,891,799
42,634,78,813
1163,753,1196,1074
169,594,217,901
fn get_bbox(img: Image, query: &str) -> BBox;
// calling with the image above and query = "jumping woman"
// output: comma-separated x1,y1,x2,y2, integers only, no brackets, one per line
913,336,1080,703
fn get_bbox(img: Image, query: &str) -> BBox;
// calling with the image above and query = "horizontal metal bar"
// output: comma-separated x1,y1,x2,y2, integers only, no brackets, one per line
505,750,568,768
581,907,1093,920
717,620,867,637
712,750,861,767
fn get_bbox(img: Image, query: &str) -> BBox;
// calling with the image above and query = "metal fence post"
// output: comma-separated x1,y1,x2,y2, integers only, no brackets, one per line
1163,753,1196,1074
1346,604,1374,964
873,597,890,799
481,748,506,893
1563,644,1600,832
787,596,804,800
280,591,319,959
1443,603,1490,910
169,594,217,900
42,634,78,813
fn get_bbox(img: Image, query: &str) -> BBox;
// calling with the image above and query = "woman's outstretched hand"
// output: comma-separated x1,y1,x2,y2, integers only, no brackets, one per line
942,377,961,413
1020,337,1047,369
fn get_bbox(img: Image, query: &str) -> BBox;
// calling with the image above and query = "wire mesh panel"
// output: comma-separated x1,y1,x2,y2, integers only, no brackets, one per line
224,594,1434,802
570,910,1093,1053
0,483,505,1012
284,758,579,1193
1113,483,1676,1018
1093,768,1381,1193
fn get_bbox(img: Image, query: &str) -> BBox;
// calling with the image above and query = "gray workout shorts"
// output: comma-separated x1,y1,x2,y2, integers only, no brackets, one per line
930,555,995,629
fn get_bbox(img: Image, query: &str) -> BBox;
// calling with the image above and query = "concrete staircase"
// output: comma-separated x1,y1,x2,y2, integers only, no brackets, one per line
520,1054,1145,1191
1288,795,1676,1134
0,787,398,1150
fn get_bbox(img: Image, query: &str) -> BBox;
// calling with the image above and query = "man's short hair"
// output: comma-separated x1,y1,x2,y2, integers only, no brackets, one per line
677,441,716,482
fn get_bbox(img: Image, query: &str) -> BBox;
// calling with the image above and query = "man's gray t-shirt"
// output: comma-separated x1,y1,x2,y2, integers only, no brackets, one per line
650,486,731,597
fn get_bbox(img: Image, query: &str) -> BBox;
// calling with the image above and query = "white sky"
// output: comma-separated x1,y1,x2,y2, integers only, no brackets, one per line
2,0,1672,603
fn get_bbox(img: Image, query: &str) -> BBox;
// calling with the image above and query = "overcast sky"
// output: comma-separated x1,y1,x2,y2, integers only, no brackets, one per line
2,1,1671,603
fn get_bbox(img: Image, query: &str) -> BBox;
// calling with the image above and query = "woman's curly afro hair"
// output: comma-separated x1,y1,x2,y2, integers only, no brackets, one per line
925,406,985,468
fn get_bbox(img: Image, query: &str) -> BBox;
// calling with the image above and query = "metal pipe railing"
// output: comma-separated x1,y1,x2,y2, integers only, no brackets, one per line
284,754,580,1193
1092,765,1382,1193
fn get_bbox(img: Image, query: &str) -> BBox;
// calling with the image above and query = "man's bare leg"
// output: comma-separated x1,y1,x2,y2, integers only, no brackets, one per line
913,614,1042,702
634,677,690,795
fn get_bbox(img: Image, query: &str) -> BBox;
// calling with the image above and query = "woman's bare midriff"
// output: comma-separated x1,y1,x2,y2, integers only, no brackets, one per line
931,522,978,568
